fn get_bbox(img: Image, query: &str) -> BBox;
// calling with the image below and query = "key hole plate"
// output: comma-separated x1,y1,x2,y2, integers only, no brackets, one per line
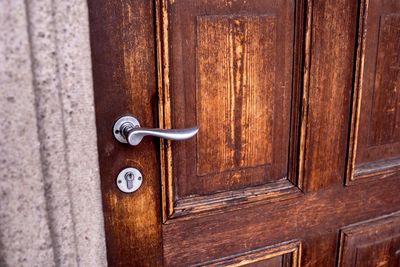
116,167,143,193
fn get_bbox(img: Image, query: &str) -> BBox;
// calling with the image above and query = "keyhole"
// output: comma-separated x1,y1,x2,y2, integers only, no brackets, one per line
125,172,134,180
116,167,143,193
124,172,135,189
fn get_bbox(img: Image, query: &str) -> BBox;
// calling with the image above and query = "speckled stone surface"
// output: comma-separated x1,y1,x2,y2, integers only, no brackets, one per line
0,0,107,266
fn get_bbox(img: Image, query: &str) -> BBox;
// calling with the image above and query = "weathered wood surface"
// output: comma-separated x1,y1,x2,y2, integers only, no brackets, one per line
88,0,400,266
88,1,163,266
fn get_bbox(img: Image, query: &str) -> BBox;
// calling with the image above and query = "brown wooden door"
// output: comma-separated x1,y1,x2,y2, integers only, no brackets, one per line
88,0,400,266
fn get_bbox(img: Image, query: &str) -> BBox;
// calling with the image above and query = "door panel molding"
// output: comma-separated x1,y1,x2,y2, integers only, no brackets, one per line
163,178,400,266
156,0,312,221
347,0,400,185
200,240,302,267
338,211,400,266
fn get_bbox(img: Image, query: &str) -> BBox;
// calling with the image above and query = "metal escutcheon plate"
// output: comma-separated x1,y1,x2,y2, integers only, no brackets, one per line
113,116,140,144
116,167,143,193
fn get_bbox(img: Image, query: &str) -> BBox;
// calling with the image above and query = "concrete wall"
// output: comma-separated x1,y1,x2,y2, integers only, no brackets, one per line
0,0,107,266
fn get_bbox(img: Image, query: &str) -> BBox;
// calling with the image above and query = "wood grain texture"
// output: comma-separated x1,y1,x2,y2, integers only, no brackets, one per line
157,0,308,220
169,179,302,219
302,0,358,191
200,240,301,267
370,15,400,146
338,211,400,266
347,0,400,184
88,1,163,266
162,178,400,266
88,0,400,266
196,15,275,176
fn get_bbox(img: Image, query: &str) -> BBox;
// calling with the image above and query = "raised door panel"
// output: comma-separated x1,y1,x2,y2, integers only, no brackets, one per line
338,211,400,266
347,0,400,183
196,15,276,179
157,0,307,219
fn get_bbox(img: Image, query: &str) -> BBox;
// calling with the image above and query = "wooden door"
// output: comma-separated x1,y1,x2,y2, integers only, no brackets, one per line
88,0,400,266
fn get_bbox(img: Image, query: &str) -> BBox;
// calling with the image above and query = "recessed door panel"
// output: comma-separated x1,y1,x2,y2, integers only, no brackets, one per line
338,212,400,266
158,0,305,219
347,0,400,183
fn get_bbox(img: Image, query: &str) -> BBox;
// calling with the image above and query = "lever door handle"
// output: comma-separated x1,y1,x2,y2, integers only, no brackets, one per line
113,115,199,146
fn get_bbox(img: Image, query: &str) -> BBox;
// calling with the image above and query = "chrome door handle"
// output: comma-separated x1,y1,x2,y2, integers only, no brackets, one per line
113,115,199,146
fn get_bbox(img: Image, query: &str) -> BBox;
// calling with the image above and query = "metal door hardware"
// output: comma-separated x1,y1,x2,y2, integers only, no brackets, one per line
116,167,143,193
113,115,199,146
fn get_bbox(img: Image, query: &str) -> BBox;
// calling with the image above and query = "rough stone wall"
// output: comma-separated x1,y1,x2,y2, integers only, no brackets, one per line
0,0,107,266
